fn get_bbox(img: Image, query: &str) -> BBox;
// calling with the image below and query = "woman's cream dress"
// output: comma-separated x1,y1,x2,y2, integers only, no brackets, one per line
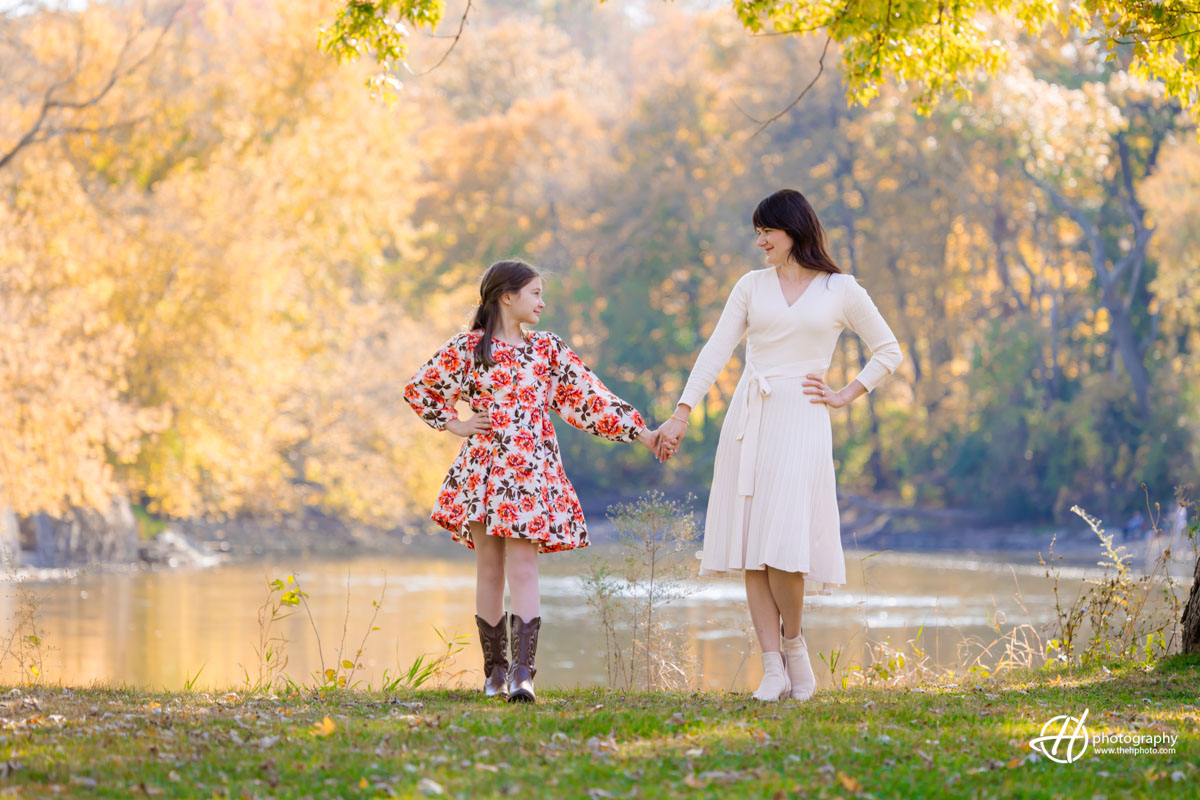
678,268,902,594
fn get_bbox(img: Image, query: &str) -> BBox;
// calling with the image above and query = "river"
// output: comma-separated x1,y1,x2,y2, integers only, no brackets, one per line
1,544,1189,691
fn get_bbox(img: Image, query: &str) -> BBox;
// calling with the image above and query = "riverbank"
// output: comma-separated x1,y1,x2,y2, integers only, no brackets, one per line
1,655,1196,798
8,494,1190,579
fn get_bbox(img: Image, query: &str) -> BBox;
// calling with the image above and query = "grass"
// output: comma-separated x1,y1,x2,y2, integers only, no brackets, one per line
0,655,1196,798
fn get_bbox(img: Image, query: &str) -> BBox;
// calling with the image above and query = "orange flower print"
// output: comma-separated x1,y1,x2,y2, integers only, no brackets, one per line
498,502,519,524
438,348,461,372
528,515,548,538
555,383,583,409
520,495,536,513
596,416,622,437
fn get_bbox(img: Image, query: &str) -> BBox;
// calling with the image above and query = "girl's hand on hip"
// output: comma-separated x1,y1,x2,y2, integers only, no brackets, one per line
803,374,849,408
446,413,492,437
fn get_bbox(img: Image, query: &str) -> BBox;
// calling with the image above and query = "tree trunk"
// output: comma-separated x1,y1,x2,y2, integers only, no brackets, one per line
1183,553,1200,654
855,337,886,490
1103,289,1152,414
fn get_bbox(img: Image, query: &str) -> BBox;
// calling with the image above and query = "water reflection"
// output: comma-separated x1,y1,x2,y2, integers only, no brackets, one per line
0,548,1164,691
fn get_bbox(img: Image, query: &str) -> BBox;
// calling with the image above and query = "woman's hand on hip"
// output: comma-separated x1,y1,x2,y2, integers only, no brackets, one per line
446,412,492,437
803,374,850,409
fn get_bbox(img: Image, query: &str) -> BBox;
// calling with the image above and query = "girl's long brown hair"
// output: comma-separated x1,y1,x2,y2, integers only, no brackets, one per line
470,260,540,368
752,189,842,274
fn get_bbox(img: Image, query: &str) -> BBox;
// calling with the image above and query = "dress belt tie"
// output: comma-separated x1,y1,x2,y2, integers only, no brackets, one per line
736,358,829,496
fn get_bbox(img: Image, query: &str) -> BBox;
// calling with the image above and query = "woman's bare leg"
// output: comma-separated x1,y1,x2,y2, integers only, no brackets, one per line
769,567,816,700
504,537,540,621
745,567,790,700
745,568,782,652
766,567,806,638
471,522,506,625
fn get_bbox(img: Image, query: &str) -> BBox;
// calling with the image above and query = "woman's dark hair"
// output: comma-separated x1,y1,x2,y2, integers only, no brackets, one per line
752,189,842,274
470,259,540,368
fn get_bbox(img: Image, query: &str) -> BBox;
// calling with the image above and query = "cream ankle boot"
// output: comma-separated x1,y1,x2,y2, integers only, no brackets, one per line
781,633,816,700
751,652,791,701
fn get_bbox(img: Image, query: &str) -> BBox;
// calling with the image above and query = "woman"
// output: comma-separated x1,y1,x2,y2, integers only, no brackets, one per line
404,260,659,702
655,190,902,701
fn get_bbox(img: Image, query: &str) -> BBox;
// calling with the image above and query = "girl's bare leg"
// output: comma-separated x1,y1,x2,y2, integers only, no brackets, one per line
471,522,506,625
504,537,540,621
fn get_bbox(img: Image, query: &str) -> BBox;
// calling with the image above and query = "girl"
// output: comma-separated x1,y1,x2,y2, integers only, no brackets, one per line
404,260,659,702
655,190,902,702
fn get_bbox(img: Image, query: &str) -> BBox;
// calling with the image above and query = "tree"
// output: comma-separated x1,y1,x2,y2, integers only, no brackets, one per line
1,1,456,543
325,1,1200,128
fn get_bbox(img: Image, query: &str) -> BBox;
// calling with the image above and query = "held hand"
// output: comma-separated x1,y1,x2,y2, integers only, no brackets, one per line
445,412,492,437
636,428,660,453
655,417,688,462
803,374,849,409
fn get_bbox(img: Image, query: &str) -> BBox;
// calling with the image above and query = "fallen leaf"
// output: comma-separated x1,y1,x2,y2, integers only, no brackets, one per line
417,777,444,796
697,770,746,785
837,772,862,793
310,716,336,737
683,774,707,788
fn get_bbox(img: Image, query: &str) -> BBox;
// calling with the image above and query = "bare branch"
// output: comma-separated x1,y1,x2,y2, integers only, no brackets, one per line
415,0,471,77
751,35,832,137
0,3,181,171
1025,167,1112,289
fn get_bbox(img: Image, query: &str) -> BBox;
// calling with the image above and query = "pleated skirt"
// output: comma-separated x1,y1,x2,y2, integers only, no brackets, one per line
698,374,845,595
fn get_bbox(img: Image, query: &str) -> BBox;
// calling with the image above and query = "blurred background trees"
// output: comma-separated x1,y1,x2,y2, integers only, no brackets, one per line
2,0,1198,555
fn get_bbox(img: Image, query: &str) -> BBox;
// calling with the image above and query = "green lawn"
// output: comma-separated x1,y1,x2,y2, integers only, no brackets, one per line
1,655,1197,798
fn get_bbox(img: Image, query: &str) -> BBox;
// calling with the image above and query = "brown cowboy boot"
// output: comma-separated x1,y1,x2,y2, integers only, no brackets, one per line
474,613,508,698
507,614,541,703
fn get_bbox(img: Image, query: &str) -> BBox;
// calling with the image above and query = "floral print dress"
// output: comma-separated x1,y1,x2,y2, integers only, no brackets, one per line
404,330,647,553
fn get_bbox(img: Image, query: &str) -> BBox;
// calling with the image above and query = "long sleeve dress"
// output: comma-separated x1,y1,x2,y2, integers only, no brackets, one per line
677,268,902,593
405,330,647,553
